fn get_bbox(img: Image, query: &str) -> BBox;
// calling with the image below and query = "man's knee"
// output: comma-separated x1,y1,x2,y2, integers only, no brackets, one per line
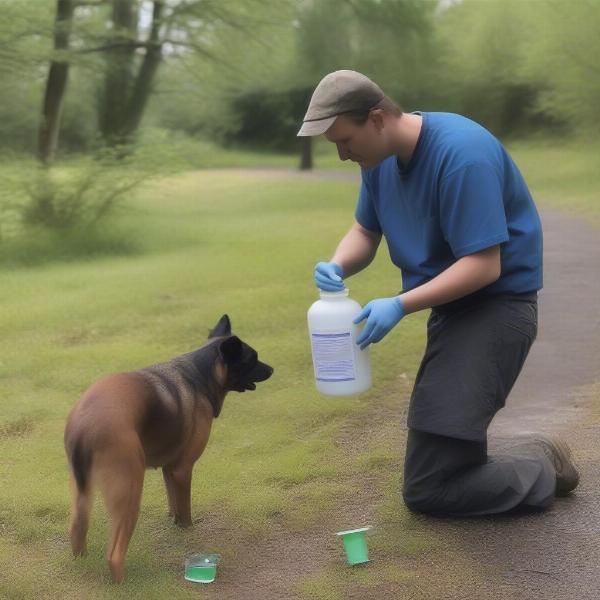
403,429,486,514
402,430,449,513
402,480,440,514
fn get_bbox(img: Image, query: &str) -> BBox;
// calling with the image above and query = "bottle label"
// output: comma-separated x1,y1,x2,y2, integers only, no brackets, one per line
310,331,356,382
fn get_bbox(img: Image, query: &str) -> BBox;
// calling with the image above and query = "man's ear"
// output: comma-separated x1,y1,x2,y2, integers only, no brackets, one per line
369,108,385,132
209,314,232,338
219,335,242,364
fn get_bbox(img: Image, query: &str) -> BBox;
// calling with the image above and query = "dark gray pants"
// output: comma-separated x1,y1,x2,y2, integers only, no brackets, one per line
403,293,556,516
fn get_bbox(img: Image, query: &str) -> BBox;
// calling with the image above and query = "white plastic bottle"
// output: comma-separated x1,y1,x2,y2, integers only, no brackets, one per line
307,288,372,396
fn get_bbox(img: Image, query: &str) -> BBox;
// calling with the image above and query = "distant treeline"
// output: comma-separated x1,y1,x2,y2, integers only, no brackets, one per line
0,0,598,156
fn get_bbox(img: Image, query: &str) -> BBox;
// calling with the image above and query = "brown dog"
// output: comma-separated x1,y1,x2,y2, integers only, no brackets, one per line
64,315,273,583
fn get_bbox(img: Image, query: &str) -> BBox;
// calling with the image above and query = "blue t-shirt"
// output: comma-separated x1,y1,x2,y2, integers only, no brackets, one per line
355,112,543,295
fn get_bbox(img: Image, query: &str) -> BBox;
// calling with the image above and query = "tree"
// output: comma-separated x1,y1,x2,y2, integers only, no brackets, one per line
519,0,600,135
292,0,440,169
95,0,282,147
38,0,75,164
436,0,539,136
98,0,164,146
34,0,290,157
0,1,52,153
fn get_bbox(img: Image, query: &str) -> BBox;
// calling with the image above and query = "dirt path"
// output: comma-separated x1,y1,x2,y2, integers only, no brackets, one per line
197,170,600,599
426,209,600,600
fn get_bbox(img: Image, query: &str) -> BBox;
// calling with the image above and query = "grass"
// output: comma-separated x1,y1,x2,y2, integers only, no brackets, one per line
507,137,600,225
296,434,439,600
161,135,356,171
186,134,600,223
0,135,597,598
0,167,428,598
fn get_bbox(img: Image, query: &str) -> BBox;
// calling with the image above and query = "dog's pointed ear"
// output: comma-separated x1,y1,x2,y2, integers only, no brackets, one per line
209,314,232,338
218,335,242,363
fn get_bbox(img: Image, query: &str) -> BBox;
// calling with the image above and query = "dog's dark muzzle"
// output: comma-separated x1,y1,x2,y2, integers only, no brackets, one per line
238,362,273,392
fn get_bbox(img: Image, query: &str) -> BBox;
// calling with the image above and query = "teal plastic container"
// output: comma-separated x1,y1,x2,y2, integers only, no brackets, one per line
184,553,220,583
336,527,371,565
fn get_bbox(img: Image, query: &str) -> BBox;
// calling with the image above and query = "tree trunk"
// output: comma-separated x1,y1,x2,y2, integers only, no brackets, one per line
38,0,75,164
98,0,164,148
299,136,313,170
98,0,139,146
121,1,164,139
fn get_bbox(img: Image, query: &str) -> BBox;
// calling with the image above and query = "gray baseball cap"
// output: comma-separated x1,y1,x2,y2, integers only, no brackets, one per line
297,70,385,137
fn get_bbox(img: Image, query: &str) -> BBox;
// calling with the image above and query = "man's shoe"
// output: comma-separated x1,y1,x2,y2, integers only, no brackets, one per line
529,433,580,496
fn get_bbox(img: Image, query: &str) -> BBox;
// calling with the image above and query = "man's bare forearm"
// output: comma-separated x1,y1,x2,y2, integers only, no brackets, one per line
332,222,382,278
400,245,502,314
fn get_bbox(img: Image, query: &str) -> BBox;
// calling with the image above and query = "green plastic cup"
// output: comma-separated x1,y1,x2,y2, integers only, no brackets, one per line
184,553,220,583
336,527,371,565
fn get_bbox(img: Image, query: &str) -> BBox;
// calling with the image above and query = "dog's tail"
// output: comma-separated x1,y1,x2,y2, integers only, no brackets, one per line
70,439,92,494
66,437,94,556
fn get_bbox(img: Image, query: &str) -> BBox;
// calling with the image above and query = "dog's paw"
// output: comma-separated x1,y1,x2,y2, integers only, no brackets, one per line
174,516,193,528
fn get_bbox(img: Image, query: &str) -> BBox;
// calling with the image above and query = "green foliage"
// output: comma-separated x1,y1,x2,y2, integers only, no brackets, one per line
152,0,599,142
436,0,540,135
0,1,51,152
518,0,600,135
22,164,135,230
160,0,441,148
334,0,440,109
147,1,298,144
1,0,600,155
221,87,313,151
0,155,139,234
437,0,600,137
0,132,192,238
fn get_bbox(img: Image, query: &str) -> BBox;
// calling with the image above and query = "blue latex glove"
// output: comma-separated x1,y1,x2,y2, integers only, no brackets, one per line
353,296,405,350
314,261,344,292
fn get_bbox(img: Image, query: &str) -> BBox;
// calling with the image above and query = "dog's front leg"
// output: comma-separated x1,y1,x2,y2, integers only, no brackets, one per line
164,464,193,527
162,467,177,518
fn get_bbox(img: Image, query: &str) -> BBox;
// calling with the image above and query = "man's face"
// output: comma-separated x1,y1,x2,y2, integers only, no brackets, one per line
324,112,390,170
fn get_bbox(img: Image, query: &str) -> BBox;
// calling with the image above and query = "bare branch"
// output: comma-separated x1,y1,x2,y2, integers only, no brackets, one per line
75,40,152,54
73,0,108,6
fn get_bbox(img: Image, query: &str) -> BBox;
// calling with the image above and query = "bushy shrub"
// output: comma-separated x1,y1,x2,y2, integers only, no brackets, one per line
0,131,191,247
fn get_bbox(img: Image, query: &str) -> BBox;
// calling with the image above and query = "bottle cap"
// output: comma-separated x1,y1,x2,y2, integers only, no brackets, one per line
319,288,349,298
